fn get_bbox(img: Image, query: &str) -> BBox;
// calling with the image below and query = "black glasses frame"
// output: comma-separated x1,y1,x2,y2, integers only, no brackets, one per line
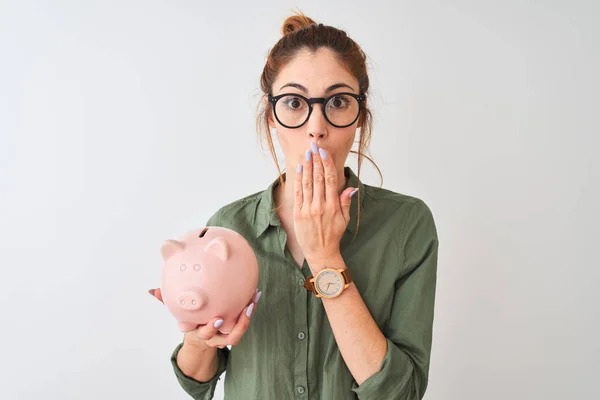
267,92,366,129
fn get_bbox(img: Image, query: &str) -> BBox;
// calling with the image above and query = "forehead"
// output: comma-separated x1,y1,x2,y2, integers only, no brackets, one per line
273,47,359,95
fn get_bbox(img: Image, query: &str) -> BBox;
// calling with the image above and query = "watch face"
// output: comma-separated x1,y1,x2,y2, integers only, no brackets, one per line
315,270,343,298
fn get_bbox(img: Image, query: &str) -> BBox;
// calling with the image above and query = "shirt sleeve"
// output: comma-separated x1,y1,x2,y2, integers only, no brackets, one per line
170,343,230,400
352,199,439,399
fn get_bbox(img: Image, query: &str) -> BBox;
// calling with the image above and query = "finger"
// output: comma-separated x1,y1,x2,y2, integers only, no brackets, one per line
319,147,339,207
302,147,314,208
247,288,261,307
294,161,303,215
253,290,263,305
148,288,164,303
311,142,325,204
219,302,256,346
195,316,226,341
340,187,357,222
207,292,262,347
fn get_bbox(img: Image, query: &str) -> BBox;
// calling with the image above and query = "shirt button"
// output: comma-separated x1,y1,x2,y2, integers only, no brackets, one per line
297,332,306,340
297,386,305,394
298,278,304,286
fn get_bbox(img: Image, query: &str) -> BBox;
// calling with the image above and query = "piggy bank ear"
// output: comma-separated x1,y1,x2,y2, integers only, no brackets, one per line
161,239,185,261
204,237,230,261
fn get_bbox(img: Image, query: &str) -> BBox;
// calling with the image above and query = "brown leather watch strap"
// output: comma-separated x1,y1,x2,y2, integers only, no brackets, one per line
303,277,318,295
340,268,352,285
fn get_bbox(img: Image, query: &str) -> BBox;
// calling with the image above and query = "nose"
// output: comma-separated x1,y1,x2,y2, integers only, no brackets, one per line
176,291,206,311
306,104,328,140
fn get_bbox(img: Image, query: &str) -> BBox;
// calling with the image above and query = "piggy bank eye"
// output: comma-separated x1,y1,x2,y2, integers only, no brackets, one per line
193,264,201,271
180,264,187,271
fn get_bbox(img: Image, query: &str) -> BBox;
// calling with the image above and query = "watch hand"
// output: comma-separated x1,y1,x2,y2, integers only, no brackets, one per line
327,283,332,291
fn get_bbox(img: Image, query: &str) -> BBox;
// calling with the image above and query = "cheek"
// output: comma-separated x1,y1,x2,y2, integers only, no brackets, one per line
276,130,301,151
341,129,357,149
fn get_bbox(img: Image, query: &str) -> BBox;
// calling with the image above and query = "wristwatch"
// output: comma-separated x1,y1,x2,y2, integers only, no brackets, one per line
304,266,352,298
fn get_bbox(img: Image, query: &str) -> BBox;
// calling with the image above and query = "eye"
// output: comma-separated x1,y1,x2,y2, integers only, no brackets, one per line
193,264,201,271
180,264,187,271
282,96,305,110
328,95,349,109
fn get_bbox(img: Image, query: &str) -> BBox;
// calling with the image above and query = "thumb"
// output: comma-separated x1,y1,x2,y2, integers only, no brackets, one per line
148,288,164,304
340,187,358,222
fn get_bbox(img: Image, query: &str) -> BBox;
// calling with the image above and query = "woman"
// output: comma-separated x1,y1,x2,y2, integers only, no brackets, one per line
150,12,439,400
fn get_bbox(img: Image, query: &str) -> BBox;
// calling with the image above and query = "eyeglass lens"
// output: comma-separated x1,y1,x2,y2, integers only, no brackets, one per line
274,94,360,127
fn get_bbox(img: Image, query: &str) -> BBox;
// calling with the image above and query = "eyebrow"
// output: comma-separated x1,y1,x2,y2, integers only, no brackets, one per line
278,82,356,94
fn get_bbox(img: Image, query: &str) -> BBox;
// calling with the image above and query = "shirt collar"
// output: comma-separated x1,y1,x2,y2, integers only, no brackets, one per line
254,166,366,238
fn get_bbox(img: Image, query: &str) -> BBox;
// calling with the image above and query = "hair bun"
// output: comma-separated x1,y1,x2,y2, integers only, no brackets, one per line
282,13,316,36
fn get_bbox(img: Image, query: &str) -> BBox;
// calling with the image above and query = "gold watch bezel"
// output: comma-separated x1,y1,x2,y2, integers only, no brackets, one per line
304,267,351,299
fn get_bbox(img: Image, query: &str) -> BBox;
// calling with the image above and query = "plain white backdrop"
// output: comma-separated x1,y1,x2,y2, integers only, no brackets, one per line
1,1,598,399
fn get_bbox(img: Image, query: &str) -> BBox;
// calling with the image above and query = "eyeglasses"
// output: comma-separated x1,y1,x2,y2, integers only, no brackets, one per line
267,92,366,129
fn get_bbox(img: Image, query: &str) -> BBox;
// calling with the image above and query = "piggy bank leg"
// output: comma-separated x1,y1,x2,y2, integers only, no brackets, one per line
178,322,198,332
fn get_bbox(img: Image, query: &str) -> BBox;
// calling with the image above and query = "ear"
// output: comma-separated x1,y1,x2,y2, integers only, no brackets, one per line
204,237,230,261
161,239,185,261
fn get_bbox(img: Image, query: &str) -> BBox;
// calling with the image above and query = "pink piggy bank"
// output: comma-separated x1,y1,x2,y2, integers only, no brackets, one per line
158,226,258,333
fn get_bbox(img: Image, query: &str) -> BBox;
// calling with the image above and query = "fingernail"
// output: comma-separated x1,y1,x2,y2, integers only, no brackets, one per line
297,164,303,173
246,303,255,317
350,188,359,198
305,149,312,161
310,142,318,154
214,319,224,328
319,148,327,159
254,291,262,303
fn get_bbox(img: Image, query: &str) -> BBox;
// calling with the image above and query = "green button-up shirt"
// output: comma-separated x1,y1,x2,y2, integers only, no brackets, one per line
170,166,439,400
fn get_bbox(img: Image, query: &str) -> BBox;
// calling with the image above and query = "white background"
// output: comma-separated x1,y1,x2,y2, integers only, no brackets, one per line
1,1,598,399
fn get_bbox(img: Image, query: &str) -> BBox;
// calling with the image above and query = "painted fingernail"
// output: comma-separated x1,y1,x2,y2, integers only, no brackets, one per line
246,303,255,318
319,148,327,159
254,291,262,303
350,188,359,198
214,319,224,328
305,150,312,161
310,142,318,154
297,164,303,173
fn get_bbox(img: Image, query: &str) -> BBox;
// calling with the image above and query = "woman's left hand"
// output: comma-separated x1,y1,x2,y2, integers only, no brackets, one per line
293,142,358,266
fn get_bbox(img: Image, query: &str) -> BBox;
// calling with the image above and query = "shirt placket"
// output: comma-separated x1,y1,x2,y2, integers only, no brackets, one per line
293,260,311,398
278,227,311,398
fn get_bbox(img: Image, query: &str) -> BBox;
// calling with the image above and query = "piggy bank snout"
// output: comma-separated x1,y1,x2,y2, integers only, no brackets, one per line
176,291,206,311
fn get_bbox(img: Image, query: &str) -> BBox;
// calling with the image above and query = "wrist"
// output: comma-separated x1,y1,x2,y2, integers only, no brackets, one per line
178,341,219,382
306,252,345,274
183,334,213,352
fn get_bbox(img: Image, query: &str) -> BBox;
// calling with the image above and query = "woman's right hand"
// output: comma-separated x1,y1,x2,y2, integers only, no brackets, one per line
149,288,262,350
